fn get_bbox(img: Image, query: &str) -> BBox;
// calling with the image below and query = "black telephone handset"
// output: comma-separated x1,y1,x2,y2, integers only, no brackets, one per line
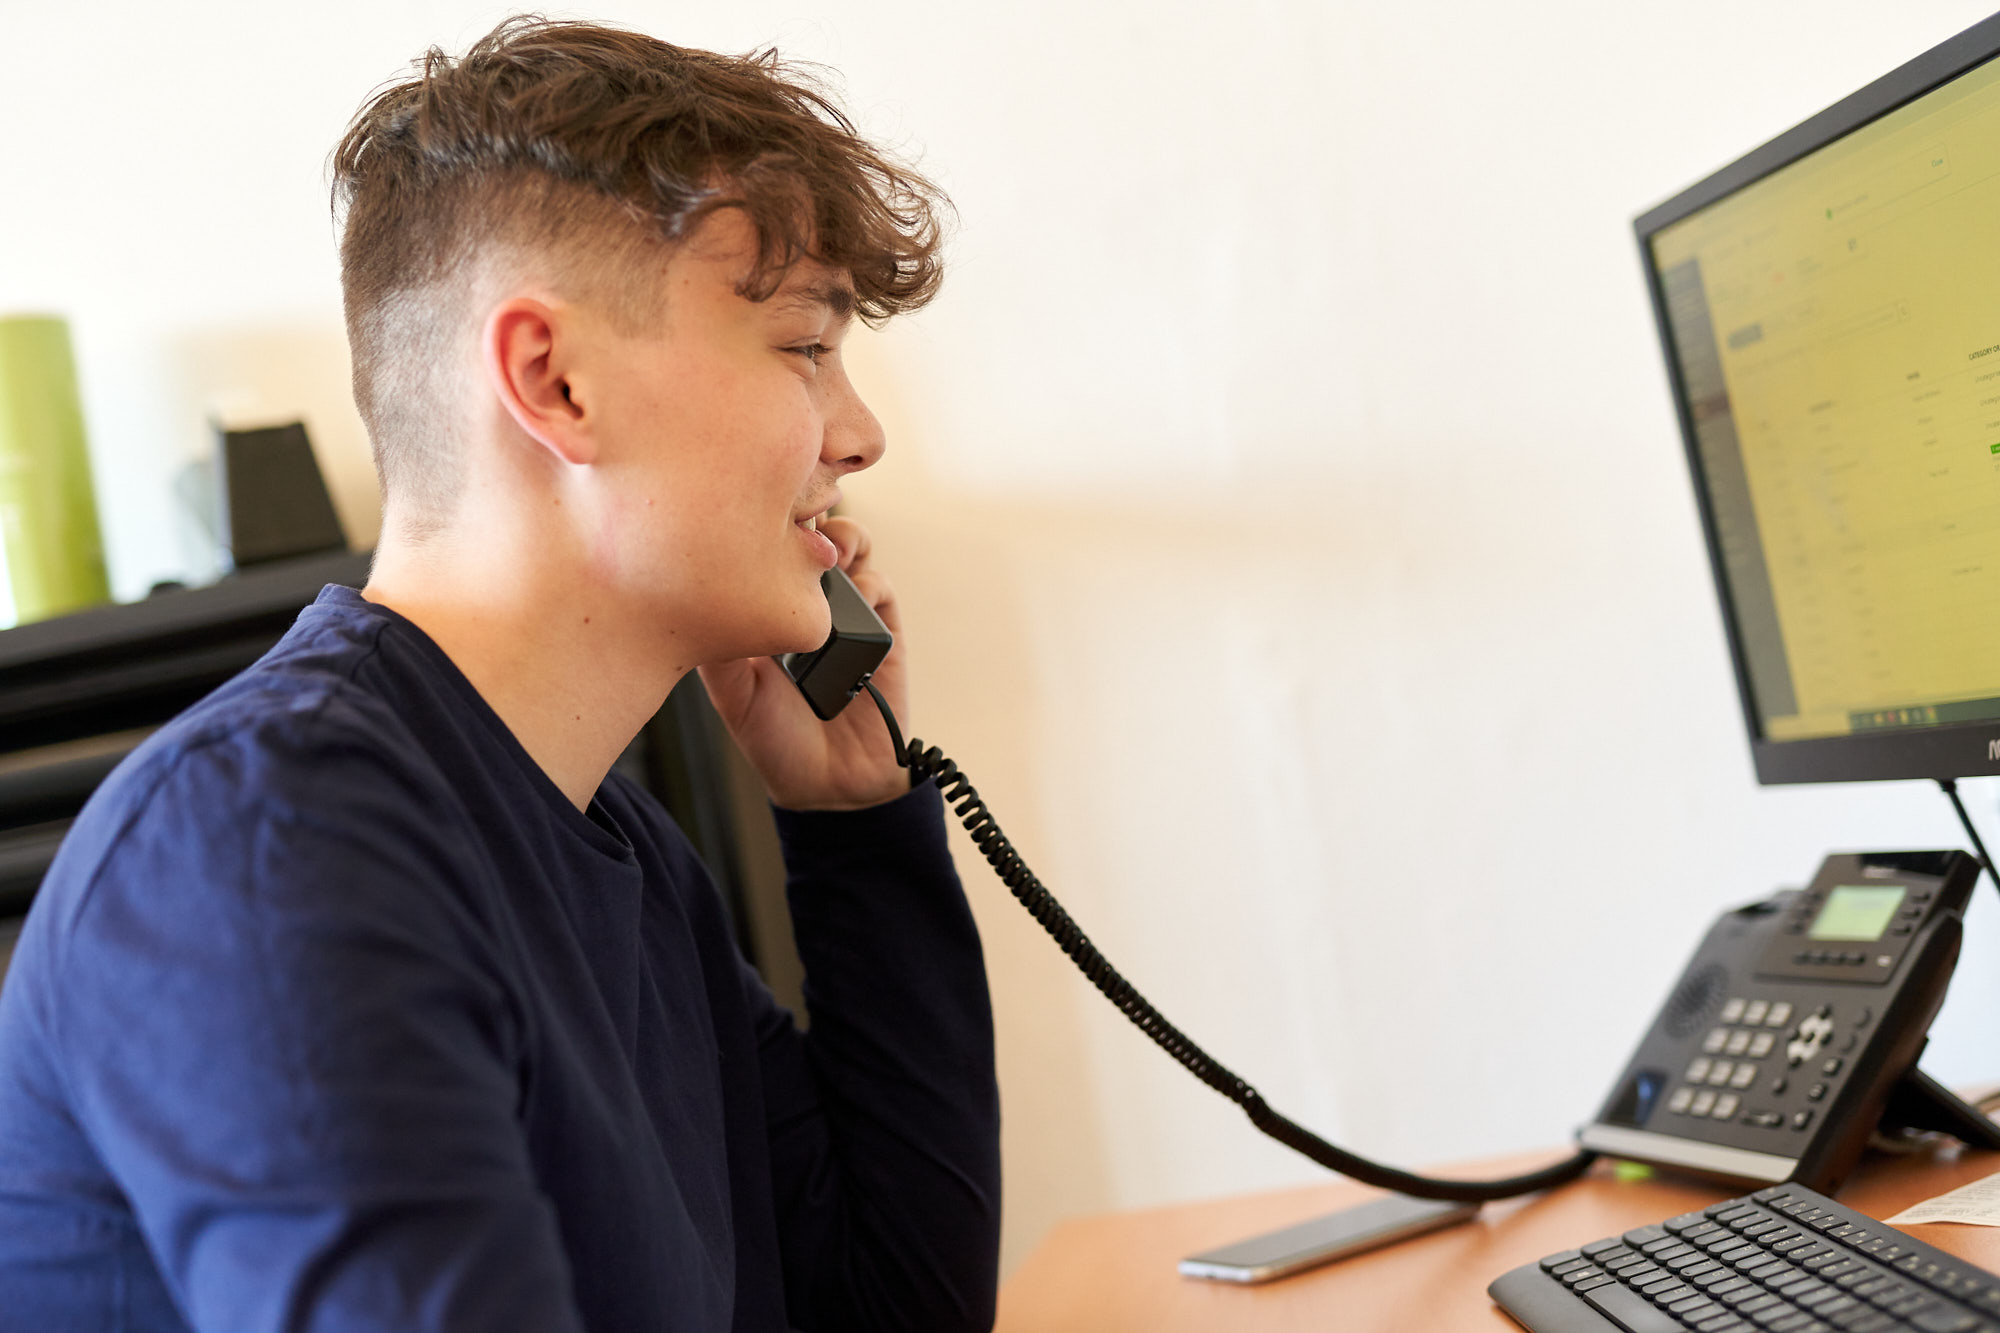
1583,850,2000,1193
775,569,895,720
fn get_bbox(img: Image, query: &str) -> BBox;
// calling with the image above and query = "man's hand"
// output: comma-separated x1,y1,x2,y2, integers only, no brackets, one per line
699,517,912,811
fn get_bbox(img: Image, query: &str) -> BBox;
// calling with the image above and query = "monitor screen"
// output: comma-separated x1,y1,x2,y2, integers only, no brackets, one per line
1639,14,2000,783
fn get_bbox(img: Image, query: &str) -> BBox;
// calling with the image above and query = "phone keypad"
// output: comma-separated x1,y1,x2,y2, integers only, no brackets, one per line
1661,998,1848,1130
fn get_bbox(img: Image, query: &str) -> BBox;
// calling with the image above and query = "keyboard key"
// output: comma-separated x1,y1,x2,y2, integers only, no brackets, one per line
1582,1280,1693,1331
1908,1310,1982,1332
1844,1316,1899,1333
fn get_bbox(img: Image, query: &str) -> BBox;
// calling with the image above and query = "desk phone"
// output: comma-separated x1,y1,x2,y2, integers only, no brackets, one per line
1581,851,2000,1193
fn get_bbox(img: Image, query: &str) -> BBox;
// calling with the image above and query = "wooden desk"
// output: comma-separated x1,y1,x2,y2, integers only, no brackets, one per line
996,1145,2000,1332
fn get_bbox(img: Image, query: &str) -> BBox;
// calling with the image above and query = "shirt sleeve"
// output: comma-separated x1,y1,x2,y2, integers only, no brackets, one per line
753,782,1002,1333
40,730,586,1333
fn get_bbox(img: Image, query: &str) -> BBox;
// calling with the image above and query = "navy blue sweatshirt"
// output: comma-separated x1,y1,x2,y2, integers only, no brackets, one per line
0,587,1000,1332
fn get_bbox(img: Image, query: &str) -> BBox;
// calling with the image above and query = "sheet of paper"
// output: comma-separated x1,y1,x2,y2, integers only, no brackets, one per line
1887,1172,2000,1227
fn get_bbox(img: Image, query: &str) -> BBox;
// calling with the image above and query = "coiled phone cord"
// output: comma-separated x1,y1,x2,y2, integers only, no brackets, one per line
861,682,1598,1203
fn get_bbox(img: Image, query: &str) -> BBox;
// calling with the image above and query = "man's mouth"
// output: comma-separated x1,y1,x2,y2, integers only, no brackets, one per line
793,504,839,569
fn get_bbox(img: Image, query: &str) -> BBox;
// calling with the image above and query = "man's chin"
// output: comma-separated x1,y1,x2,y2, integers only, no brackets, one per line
775,597,833,659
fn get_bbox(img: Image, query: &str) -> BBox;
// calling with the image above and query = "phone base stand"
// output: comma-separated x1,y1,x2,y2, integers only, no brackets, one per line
1878,1065,2000,1150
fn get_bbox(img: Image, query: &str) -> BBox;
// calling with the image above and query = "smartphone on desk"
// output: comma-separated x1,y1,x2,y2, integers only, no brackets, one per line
1178,1195,1480,1284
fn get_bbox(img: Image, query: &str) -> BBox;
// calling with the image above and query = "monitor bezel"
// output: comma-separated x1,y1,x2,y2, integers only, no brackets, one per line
1635,11,2000,786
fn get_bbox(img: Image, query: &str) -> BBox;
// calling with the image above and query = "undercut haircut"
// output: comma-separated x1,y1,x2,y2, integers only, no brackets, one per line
330,16,948,533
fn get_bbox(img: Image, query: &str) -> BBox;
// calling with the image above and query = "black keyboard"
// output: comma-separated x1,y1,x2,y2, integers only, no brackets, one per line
1490,1183,2000,1332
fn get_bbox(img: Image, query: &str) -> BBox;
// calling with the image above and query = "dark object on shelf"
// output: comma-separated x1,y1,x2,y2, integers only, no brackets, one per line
0,552,797,1003
217,422,347,568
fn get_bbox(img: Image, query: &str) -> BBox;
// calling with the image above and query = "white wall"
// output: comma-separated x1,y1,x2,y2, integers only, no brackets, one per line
9,0,2000,1277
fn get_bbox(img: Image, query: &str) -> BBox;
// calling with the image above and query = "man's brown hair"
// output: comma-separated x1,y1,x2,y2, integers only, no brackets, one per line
330,16,948,531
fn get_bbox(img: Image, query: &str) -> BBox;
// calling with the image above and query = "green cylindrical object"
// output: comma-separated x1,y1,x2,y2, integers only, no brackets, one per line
0,315,109,624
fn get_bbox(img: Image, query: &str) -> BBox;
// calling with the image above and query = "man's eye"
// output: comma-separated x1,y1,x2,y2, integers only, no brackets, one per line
789,342,830,366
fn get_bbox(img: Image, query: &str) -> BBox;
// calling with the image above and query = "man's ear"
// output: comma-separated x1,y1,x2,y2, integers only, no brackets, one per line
482,297,597,466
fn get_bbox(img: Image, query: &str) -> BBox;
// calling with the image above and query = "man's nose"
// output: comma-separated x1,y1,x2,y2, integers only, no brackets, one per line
825,373,887,474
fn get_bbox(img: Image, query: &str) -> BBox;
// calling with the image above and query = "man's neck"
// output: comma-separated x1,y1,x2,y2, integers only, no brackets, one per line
363,526,687,812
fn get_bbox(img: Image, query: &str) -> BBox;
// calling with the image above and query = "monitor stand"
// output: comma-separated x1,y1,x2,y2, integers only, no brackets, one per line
1879,1065,2000,1151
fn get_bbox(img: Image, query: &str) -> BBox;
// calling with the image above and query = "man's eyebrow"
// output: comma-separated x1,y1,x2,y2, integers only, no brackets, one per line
771,280,857,321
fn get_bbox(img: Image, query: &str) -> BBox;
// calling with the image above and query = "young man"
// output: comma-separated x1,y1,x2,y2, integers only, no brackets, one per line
0,18,1000,1332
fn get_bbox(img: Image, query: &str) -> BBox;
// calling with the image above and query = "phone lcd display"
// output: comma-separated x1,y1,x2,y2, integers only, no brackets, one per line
1807,885,1906,942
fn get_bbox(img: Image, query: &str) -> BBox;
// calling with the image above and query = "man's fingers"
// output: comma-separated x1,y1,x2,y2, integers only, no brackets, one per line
821,515,871,573
846,566,901,634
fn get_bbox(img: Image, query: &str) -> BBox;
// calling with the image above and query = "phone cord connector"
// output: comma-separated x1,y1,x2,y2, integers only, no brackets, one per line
862,682,1597,1204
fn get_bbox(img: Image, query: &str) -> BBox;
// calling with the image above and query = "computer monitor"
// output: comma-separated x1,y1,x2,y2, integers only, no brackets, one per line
1639,14,2000,785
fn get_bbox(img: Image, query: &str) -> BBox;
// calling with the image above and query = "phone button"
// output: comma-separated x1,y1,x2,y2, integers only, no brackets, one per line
1807,1082,1828,1101
1822,1057,1843,1077
1691,1090,1718,1117
1748,1033,1775,1058
1720,998,1747,1023
1667,1087,1695,1114
1765,1002,1794,1027
1792,1109,1816,1131
1743,1000,1771,1025
1702,1028,1730,1054
1713,1093,1741,1120
1748,1111,1784,1129
1687,1058,1713,1083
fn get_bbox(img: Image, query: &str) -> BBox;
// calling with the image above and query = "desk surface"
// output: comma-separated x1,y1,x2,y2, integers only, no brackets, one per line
995,1144,2000,1332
